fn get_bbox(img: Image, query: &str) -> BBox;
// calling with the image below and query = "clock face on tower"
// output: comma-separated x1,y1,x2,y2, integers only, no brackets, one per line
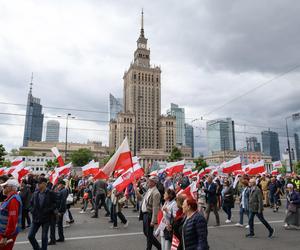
138,43,146,49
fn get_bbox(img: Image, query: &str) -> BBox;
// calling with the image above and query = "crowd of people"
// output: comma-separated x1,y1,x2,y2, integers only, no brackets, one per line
0,169,299,250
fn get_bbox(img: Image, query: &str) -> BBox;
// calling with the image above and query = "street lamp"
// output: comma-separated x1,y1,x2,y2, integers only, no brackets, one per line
58,113,75,161
286,112,300,173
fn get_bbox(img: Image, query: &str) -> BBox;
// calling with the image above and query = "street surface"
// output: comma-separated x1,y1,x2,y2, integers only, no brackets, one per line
14,203,299,250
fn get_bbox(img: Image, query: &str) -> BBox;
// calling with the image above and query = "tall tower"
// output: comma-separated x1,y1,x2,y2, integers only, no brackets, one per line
45,120,60,142
23,74,44,146
123,10,161,152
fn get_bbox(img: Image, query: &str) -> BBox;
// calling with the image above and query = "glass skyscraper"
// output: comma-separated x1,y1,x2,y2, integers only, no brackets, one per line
185,123,194,157
246,136,261,152
45,120,60,142
261,130,280,161
109,94,123,121
23,84,44,146
206,118,236,154
292,114,300,161
167,103,185,146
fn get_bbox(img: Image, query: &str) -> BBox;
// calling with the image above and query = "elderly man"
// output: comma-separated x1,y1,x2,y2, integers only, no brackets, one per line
139,176,161,250
247,178,274,238
0,179,22,250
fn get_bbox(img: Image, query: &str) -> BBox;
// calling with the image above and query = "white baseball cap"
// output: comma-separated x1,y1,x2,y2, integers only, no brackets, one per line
1,179,20,188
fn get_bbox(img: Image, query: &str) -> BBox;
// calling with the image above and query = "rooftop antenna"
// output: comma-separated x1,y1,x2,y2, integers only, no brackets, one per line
29,72,33,94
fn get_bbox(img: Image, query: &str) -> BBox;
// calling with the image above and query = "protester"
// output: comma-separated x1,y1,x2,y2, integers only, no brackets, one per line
246,178,274,238
110,188,129,229
171,195,185,250
284,183,300,229
0,179,22,250
91,178,110,218
269,177,281,212
221,180,234,223
160,189,177,250
139,175,161,250
235,179,250,228
260,175,270,207
56,180,68,242
28,177,56,250
19,179,32,230
204,175,220,226
182,198,209,250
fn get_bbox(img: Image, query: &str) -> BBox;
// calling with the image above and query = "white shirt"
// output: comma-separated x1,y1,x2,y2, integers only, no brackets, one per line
141,187,155,213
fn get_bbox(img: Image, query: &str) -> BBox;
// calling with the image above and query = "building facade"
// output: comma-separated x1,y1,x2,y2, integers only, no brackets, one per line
207,118,236,154
185,123,194,157
109,11,176,161
261,130,280,161
45,120,60,142
292,114,300,161
23,81,44,146
246,136,261,152
167,103,185,146
109,94,123,121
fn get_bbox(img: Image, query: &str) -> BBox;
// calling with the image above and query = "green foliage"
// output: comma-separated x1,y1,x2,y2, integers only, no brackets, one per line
45,158,59,170
193,157,208,172
295,161,300,175
2,160,11,167
18,150,35,156
0,144,6,166
70,148,94,167
101,151,115,166
168,146,183,162
10,148,19,156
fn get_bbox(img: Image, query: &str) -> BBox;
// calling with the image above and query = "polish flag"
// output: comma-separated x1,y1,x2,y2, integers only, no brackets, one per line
51,147,65,167
242,164,252,172
183,168,193,176
82,160,99,177
16,167,31,182
188,170,198,178
271,169,279,175
177,181,197,199
11,157,23,167
233,170,245,176
114,157,139,178
50,163,72,185
246,160,265,175
272,161,282,169
112,164,144,192
221,156,242,174
11,162,31,182
94,137,133,179
0,167,7,176
198,166,215,178
165,160,185,177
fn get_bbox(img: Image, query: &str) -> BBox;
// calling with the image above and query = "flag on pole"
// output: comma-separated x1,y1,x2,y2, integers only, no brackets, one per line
82,160,99,177
94,137,133,179
272,161,282,169
246,160,265,175
0,167,7,176
177,181,197,199
51,147,65,167
165,160,185,177
221,156,242,174
11,157,23,167
50,163,72,185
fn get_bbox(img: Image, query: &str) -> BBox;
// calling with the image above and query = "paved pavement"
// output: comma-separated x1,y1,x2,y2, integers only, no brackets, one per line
14,204,299,250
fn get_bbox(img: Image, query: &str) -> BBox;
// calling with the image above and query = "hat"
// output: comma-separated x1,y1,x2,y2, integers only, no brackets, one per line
149,176,159,183
287,183,294,188
1,179,19,188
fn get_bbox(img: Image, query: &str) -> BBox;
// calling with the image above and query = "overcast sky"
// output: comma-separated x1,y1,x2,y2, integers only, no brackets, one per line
0,0,300,156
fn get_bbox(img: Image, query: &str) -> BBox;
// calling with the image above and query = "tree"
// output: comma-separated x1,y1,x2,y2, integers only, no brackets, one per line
0,144,6,166
295,161,300,175
193,157,208,172
70,148,94,167
10,148,19,156
101,151,115,166
18,150,35,156
45,159,59,170
168,146,183,162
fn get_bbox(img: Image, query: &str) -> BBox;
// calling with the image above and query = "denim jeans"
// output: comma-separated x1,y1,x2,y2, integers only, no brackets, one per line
239,207,249,225
222,205,232,220
28,222,50,250
112,204,127,227
248,211,272,235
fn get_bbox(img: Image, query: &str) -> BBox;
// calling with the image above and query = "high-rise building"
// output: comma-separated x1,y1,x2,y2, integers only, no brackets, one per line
167,103,185,146
292,114,300,161
185,123,194,157
45,120,60,142
109,11,176,155
261,130,280,161
246,136,261,152
23,77,44,146
109,94,123,121
206,118,236,154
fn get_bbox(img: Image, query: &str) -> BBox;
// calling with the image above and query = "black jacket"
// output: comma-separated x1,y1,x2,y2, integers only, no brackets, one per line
30,189,56,223
204,182,217,205
57,188,68,214
182,212,209,250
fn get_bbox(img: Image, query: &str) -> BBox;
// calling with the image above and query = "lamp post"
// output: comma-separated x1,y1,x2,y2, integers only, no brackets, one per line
285,112,300,173
58,113,75,161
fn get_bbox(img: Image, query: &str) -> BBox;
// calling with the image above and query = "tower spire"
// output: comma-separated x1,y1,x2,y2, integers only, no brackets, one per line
140,8,144,37
29,72,33,94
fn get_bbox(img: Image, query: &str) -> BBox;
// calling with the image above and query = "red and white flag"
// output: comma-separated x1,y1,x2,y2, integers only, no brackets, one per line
183,168,193,176
165,160,185,177
0,167,7,176
11,162,31,182
82,160,99,177
272,161,282,169
189,170,198,178
246,160,265,175
271,169,279,175
112,164,144,192
50,163,72,185
177,181,197,199
242,164,252,172
114,156,139,178
11,157,23,167
221,156,242,174
198,166,216,178
94,137,133,180
51,147,65,167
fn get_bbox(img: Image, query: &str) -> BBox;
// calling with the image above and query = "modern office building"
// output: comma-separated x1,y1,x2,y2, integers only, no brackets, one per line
23,79,44,146
261,130,280,161
292,114,300,161
185,123,194,157
45,120,60,142
109,94,123,121
246,136,261,152
167,103,185,146
206,118,236,154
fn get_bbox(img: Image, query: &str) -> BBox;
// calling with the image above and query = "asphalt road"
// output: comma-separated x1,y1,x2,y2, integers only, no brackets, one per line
14,203,299,250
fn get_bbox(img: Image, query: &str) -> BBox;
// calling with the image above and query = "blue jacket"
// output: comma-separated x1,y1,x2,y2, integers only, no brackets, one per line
204,182,217,205
57,188,68,214
182,212,209,250
287,191,300,208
